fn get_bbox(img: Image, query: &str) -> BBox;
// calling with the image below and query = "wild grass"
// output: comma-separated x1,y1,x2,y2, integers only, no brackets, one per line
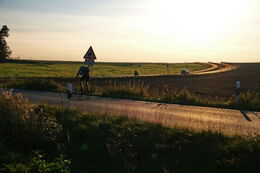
5,79,62,92
0,90,259,172
97,81,260,111
0,90,63,151
0,61,209,78
101,80,150,100
4,78,260,111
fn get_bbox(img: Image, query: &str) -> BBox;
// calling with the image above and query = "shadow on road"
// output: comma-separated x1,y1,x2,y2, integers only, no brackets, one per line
153,103,169,110
240,111,252,121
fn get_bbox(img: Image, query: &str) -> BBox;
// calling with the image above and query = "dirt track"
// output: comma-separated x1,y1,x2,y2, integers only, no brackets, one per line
192,62,238,74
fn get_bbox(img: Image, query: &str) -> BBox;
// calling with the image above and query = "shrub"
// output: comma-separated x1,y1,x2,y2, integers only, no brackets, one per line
0,90,33,121
0,90,33,149
0,90,63,151
1,152,71,173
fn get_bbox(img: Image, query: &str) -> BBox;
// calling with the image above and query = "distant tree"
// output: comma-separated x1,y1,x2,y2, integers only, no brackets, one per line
0,25,12,61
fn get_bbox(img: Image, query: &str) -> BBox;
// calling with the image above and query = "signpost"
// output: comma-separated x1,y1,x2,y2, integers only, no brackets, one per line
84,46,96,67
67,83,73,106
83,46,97,89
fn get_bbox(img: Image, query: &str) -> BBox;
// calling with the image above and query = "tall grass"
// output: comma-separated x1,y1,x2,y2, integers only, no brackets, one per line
3,78,260,111
6,79,62,92
0,90,63,151
229,90,260,110
0,90,259,172
0,92,260,173
97,81,260,111
101,80,150,100
0,90,70,172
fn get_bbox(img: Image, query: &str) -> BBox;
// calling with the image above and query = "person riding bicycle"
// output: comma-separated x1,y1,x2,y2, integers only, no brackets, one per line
76,66,90,93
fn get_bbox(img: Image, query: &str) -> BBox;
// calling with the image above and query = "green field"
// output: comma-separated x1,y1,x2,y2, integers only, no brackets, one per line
0,61,210,78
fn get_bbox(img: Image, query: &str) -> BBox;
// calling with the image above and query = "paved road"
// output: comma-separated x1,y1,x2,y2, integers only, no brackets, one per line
13,90,260,136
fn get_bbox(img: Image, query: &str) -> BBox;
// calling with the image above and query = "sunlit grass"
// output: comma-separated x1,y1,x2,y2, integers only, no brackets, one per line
0,62,210,78
4,78,260,111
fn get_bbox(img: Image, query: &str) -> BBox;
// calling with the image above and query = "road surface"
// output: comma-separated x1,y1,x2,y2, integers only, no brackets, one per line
12,90,260,136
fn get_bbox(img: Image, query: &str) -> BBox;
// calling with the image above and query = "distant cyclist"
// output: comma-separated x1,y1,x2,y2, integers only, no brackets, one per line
134,70,139,77
76,66,90,93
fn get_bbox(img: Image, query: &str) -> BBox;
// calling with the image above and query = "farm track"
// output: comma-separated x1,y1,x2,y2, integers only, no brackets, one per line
192,62,238,75
10,89,260,136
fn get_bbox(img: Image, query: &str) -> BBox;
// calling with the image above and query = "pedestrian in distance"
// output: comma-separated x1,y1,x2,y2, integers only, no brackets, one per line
76,66,90,94
134,70,139,77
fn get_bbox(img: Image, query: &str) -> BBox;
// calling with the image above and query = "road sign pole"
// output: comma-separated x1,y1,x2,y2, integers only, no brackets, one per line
67,83,73,100
235,81,240,103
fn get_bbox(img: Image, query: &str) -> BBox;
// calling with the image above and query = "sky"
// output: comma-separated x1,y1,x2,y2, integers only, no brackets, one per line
0,0,260,62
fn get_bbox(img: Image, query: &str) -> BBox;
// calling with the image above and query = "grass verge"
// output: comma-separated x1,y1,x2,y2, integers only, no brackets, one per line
98,81,260,111
0,90,259,173
5,79,63,92
3,78,260,111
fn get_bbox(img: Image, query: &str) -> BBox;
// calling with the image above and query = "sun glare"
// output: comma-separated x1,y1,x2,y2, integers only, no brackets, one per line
142,0,252,46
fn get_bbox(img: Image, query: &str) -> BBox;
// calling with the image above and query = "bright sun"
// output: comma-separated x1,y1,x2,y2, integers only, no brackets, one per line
140,0,252,46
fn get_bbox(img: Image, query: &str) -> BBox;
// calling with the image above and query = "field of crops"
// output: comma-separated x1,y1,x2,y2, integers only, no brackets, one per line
0,60,210,78
92,63,260,99
1,61,259,110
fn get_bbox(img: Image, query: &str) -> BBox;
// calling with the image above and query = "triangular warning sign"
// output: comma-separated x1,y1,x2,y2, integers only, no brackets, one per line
83,46,96,60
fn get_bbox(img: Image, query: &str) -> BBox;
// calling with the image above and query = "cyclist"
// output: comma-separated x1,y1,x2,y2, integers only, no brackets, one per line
76,66,90,93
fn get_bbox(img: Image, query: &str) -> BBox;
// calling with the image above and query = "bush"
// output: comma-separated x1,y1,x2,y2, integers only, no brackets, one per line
0,90,32,149
1,152,71,173
0,90,63,151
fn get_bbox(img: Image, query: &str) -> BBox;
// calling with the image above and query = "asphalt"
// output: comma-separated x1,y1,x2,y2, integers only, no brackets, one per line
11,89,260,136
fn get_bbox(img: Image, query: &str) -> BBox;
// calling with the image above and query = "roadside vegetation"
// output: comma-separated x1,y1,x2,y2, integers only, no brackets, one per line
99,81,260,111
0,90,259,173
0,61,209,78
5,79,62,92
3,78,259,111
